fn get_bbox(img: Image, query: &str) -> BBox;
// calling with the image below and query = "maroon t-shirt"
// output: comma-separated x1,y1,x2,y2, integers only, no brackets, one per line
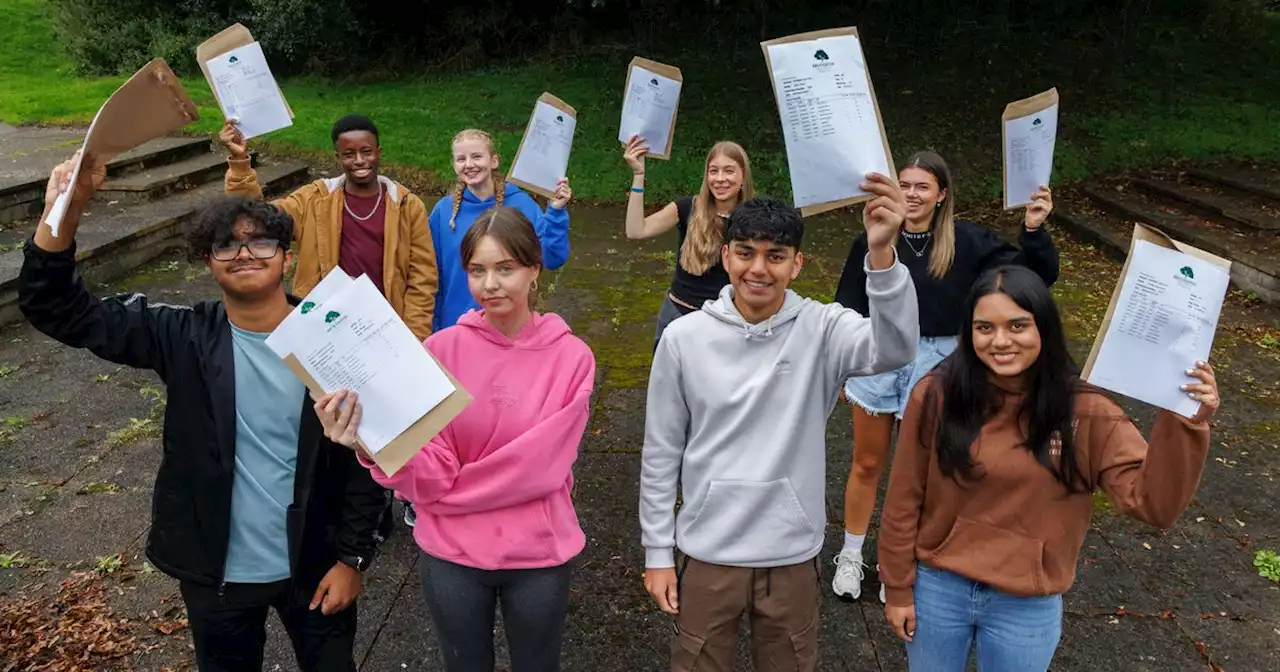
338,189,387,293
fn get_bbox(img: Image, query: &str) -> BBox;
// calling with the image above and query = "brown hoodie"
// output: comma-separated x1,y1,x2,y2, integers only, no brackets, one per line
878,374,1210,608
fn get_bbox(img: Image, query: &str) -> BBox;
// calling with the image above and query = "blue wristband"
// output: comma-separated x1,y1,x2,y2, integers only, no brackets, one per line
631,186,644,193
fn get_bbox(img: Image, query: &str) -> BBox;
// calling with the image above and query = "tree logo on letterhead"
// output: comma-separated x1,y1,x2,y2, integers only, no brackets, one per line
325,311,342,324
300,301,316,315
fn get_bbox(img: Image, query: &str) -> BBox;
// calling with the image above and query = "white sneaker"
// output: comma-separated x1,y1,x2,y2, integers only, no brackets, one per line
403,502,417,528
877,565,886,604
832,549,866,600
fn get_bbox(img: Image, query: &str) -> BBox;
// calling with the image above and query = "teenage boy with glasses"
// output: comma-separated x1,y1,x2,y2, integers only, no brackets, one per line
20,153,386,672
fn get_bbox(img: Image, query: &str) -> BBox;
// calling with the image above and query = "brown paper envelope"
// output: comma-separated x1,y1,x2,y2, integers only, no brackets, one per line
282,352,473,477
196,23,295,119
1001,87,1059,210
83,58,200,163
760,27,896,217
507,92,577,200
1082,223,1232,380
621,57,683,161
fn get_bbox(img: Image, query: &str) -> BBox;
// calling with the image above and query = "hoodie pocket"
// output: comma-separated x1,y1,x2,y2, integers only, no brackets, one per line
928,516,1049,595
681,479,818,565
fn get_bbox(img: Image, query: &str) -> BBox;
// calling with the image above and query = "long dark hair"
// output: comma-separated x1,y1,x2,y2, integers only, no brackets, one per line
923,265,1087,492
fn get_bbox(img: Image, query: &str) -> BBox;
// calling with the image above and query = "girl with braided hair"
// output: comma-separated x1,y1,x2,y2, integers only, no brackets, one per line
428,128,573,333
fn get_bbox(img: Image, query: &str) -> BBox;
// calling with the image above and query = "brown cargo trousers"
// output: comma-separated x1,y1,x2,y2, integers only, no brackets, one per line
669,556,820,672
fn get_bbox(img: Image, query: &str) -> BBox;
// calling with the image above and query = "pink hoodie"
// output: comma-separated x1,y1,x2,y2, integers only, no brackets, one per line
362,311,595,570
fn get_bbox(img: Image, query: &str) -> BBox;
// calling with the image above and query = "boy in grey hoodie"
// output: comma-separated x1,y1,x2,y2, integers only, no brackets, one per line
640,176,919,671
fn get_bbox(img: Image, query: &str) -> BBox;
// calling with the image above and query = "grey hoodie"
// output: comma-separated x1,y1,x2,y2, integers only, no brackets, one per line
640,256,919,568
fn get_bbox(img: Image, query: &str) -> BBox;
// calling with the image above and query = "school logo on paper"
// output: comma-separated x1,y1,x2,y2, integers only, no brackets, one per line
811,49,835,72
228,55,239,65
556,115,564,123
300,301,316,315
1033,118,1043,126
1180,266,1195,280
325,310,342,324
649,78,659,86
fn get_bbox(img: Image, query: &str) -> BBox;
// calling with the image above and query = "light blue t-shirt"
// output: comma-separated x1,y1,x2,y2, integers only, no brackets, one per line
223,324,305,583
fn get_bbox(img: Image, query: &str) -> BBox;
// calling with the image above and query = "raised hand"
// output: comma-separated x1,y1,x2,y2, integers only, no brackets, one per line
43,150,105,209
623,134,648,176
861,172,907,269
551,177,573,210
218,118,248,160
1182,360,1220,424
1025,185,1053,230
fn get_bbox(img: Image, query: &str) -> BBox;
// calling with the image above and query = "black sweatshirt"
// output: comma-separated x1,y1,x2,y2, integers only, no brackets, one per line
833,221,1059,337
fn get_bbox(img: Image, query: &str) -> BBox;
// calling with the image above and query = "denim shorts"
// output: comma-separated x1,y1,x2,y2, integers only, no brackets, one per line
843,336,958,419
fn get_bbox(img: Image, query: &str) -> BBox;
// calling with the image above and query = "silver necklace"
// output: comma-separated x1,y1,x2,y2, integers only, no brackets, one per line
343,189,383,222
902,231,932,257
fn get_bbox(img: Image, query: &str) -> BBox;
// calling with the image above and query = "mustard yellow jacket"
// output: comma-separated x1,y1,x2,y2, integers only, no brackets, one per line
225,158,437,340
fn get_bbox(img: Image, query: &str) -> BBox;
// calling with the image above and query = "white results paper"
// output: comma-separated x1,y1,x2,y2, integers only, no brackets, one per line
618,64,681,158
283,274,455,454
206,42,292,139
764,32,892,209
509,99,576,197
266,268,354,358
1003,101,1058,208
1086,240,1230,418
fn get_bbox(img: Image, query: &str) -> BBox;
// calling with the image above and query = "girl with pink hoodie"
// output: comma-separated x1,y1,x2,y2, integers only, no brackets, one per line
314,206,595,672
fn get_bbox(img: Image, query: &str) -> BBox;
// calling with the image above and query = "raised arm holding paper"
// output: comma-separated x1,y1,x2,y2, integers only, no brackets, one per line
22,154,385,671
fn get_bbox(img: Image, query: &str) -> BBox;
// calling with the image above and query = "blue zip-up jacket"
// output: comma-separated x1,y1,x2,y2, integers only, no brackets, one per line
428,183,571,332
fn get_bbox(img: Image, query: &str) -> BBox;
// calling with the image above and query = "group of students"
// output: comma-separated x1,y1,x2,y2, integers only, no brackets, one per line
17,112,1220,672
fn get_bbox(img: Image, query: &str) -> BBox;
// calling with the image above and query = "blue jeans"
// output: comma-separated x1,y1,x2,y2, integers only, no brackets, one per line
844,336,958,419
906,564,1062,672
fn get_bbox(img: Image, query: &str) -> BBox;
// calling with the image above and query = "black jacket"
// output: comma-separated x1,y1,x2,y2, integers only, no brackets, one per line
834,221,1059,338
18,240,386,594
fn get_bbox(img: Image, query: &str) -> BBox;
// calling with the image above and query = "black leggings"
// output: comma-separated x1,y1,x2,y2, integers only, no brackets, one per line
419,552,573,672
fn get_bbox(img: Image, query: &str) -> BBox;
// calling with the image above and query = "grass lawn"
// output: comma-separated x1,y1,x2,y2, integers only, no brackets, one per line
3,0,1279,205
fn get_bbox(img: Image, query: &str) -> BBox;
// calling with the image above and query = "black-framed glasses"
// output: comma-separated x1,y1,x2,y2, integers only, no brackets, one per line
211,238,281,262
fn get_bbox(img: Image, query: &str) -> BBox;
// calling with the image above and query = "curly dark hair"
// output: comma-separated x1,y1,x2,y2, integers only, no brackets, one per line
183,197,293,263
725,197,804,251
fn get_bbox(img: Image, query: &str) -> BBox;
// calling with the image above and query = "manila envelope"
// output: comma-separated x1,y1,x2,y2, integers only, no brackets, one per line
621,57,683,160
283,352,473,477
507,92,577,200
83,58,200,163
1082,223,1232,380
1001,87,1059,210
197,23,294,119
44,58,199,230
761,27,896,217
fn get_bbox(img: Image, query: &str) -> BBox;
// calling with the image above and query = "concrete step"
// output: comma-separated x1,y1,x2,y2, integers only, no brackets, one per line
0,159,310,326
1185,167,1280,204
1134,178,1280,232
1052,209,1131,263
1081,184,1280,302
98,151,251,202
0,135,211,226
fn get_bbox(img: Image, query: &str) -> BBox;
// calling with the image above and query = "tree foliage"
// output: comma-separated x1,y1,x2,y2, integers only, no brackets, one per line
51,0,1273,76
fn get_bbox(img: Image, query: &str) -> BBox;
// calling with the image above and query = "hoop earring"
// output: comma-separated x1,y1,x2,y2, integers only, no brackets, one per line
531,279,538,292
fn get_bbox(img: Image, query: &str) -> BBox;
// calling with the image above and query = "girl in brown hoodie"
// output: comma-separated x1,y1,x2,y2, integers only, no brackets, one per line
878,265,1218,671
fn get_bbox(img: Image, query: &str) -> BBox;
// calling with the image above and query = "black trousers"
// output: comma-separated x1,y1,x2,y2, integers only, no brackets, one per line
180,578,358,672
